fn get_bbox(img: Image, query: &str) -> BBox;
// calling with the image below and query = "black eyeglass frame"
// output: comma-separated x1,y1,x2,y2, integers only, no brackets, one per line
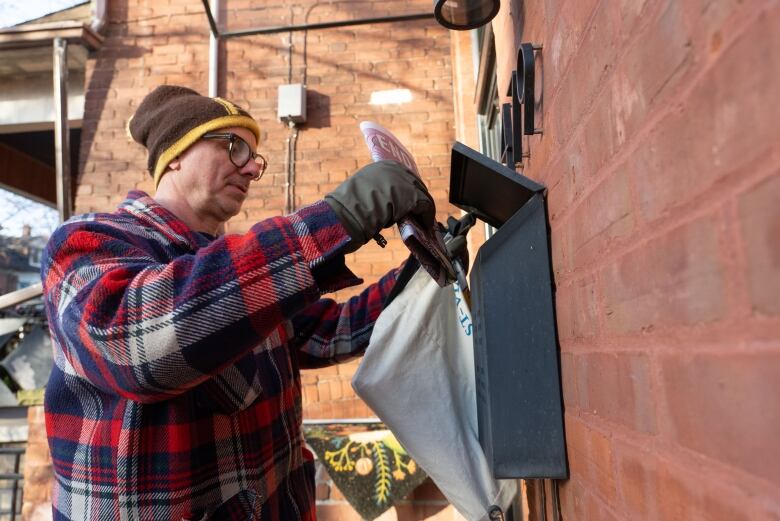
202,132,267,180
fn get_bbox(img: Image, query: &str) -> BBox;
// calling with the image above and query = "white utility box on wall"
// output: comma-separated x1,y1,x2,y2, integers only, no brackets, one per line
277,83,307,124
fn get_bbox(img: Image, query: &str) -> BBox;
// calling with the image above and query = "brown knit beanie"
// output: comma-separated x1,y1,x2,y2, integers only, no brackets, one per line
128,85,261,188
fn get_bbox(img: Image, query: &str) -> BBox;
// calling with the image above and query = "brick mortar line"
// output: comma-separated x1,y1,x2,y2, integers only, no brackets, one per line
547,118,778,246
720,196,754,322
544,0,570,44
555,472,597,515
563,327,778,506
538,0,616,112
535,0,666,154
564,411,780,509
558,463,628,520
549,148,779,287
94,28,450,106
559,335,780,355
541,3,767,233
720,166,780,321
555,251,780,345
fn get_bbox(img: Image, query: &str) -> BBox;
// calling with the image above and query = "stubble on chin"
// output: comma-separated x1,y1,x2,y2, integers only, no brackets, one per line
218,193,246,221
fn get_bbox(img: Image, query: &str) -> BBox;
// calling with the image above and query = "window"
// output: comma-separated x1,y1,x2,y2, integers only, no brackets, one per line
473,25,502,238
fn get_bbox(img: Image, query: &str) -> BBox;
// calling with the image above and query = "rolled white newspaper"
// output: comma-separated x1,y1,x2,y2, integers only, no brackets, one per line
359,121,455,287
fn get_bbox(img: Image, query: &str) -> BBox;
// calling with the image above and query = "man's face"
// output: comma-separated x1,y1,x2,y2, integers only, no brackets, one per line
174,126,261,225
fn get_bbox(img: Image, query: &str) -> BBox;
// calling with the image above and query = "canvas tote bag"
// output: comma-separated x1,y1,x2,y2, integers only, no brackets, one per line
352,267,517,521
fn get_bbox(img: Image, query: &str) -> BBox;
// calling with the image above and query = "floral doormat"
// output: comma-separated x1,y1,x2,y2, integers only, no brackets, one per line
304,423,428,520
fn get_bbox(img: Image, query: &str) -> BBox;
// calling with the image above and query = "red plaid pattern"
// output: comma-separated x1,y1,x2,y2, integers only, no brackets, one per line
41,191,398,520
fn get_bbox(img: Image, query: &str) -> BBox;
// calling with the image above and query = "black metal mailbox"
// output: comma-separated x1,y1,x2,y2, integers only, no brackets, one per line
449,142,568,479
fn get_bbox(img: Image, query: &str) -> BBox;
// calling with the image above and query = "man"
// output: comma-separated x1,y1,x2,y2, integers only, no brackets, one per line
41,85,436,520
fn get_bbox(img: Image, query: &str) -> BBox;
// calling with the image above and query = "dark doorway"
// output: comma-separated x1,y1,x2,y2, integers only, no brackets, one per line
0,128,81,206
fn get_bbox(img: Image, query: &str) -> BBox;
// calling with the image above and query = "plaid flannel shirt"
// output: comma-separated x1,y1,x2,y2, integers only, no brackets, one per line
41,191,398,520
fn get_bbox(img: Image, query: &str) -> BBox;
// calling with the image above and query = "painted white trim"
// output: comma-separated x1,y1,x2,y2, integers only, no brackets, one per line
0,182,57,208
0,120,83,134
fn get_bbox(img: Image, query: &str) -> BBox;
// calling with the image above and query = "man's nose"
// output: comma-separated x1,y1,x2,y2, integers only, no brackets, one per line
240,160,260,178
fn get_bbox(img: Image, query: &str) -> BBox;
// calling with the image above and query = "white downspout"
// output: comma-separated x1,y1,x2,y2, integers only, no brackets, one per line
208,0,220,96
53,38,71,222
90,0,107,34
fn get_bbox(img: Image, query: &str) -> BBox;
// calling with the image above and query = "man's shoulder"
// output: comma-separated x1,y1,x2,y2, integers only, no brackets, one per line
54,191,174,238
46,193,173,257
52,207,145,241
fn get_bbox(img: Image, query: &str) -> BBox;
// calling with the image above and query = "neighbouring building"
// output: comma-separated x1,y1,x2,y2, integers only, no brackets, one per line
1,0,778,520
0,226,47,295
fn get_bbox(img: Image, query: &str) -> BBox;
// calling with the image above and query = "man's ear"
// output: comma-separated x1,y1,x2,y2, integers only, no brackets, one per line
168,157,181,171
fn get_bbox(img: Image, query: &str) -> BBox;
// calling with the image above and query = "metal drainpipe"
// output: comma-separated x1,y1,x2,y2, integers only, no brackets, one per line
284,121,299,215
53,37,71,222
220,13,433,39
208,0,219,96
199,0,432,40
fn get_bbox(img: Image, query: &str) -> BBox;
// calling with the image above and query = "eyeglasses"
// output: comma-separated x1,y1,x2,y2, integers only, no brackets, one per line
202,132,267,181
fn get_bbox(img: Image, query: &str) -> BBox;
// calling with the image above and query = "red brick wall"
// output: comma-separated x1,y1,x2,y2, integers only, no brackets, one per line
486,0,780,519
39,0,464,519
22,406,53,521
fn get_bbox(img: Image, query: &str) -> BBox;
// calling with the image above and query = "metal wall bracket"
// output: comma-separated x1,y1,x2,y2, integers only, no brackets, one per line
500,103,515,168
503,44,542,167
514,43,543,135
503,71,530,169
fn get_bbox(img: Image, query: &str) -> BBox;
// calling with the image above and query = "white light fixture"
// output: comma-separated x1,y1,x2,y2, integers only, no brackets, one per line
433,0,500,30
369,89,413,106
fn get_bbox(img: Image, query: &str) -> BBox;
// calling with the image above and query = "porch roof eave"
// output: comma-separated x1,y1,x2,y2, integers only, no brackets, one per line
0,21,103,51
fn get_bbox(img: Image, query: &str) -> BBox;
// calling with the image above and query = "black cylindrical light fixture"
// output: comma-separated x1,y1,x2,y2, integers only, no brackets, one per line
433,0,500,30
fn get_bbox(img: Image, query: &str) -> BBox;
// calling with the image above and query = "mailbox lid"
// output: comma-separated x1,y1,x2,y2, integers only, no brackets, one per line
448,141,544,229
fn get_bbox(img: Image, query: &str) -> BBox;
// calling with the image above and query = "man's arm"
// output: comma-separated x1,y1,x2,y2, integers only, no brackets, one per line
289,266,399,369
42,201,357,403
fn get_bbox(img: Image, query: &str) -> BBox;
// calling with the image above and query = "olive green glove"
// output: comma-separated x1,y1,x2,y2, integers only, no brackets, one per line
324,160,436,253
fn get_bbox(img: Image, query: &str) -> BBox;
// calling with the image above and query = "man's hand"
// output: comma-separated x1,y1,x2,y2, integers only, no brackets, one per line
325,160,436,253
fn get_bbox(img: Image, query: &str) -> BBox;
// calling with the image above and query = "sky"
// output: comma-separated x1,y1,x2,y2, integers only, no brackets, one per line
0,1,84,237
0,0,85,28
0,188,59,237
